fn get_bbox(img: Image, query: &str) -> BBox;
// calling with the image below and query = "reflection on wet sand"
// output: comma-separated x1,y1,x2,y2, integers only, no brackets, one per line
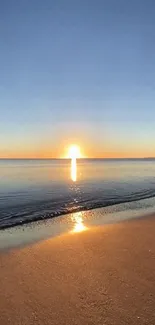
71,158,77,182
71,211,87,233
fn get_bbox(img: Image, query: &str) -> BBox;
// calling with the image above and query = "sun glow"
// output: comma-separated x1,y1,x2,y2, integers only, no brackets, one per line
68,145,81,159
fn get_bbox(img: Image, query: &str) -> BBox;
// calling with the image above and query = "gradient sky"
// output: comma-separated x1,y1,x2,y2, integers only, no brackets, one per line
1,0,155,158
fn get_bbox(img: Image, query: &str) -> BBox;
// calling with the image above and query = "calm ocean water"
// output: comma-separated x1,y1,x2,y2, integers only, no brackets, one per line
0,158,155,229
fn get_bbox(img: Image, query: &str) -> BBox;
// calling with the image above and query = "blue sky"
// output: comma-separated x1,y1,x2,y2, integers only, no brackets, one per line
0,0,155,157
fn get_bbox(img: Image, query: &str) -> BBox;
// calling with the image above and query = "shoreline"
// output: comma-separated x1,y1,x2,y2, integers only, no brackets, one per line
1,202,155,252
0,215,155,324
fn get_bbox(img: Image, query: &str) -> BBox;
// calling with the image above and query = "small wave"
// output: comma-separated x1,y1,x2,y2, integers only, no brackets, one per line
1,189,155,230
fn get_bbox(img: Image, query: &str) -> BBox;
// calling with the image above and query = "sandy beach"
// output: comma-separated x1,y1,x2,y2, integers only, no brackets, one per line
0,216,155,325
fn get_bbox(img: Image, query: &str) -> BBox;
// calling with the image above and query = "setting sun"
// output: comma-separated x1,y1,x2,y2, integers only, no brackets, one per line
68,145,81,159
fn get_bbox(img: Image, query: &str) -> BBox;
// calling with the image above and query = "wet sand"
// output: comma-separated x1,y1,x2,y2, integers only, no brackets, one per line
0,216,155,325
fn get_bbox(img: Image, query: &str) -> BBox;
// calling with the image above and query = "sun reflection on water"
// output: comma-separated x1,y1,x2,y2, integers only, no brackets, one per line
71,211,87,233
71,158,77,182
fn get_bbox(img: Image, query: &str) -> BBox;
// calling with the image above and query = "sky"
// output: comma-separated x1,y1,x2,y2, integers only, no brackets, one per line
0,0,155,158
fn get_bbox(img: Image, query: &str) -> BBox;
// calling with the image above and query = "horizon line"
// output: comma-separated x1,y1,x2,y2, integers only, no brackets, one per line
0,157,155,160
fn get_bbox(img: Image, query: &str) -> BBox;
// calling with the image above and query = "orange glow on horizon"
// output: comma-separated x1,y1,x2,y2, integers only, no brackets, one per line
1,143,155,160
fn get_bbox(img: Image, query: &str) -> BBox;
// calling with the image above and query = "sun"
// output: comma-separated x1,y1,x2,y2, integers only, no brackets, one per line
68,145,81,159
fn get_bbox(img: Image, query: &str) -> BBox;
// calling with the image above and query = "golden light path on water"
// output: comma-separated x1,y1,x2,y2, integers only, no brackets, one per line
69,145,87,232
68,144,81,182
71,157,77,182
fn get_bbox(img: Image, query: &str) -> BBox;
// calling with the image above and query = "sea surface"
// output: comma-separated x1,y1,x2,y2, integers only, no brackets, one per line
1,158,155,230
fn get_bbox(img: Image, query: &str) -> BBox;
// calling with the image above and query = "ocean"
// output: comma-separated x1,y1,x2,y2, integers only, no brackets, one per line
1,158,155,230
